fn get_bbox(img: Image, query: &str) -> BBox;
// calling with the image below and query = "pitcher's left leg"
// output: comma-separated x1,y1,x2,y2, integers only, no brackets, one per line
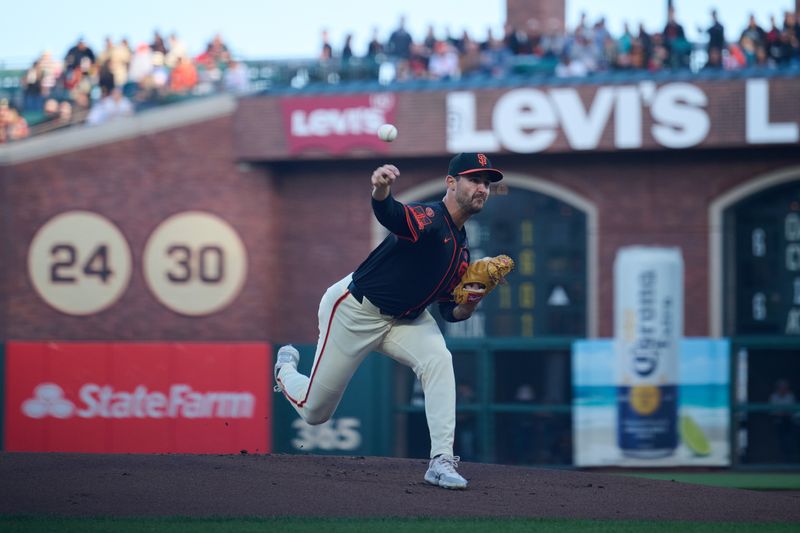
379,311,456,459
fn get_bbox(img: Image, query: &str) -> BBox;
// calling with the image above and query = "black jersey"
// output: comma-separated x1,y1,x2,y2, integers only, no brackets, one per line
349,194,470,321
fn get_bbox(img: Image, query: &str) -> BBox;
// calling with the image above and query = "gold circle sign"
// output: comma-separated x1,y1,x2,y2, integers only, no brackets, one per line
143,211,248,316
28,211,132,315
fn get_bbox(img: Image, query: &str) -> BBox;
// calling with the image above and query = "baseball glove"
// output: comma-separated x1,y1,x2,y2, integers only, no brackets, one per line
452,255,515,305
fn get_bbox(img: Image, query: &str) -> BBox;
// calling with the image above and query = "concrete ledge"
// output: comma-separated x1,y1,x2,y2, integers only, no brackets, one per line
0,94,237,166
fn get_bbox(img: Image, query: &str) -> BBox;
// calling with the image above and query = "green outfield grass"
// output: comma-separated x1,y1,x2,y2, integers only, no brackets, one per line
1,518,799,533
618,472,800,490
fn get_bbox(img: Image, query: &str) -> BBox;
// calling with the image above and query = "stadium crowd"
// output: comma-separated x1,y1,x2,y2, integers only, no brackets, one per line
341,8,800,81
1,7,799,143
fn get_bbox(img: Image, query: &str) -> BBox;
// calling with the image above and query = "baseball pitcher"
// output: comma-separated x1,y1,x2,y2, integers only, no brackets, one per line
274,153,513,489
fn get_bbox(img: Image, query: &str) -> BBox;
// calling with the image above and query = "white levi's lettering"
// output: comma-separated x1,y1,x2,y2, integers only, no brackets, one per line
292,107,386,137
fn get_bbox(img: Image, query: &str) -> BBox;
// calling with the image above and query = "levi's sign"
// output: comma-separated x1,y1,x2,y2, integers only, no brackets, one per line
447,79,799,153
281,93,397,154
4,342,271,453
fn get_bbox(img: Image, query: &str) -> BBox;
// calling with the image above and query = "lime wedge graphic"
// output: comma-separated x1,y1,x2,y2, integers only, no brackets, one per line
680,414,711,456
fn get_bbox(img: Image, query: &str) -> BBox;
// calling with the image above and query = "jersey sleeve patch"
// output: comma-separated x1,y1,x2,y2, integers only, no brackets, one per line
409,205,434,230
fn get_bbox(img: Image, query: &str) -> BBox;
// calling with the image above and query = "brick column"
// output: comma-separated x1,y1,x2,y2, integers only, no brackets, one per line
506,0,565,33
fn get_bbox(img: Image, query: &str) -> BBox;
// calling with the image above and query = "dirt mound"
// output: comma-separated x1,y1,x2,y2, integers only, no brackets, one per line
1,453,798,522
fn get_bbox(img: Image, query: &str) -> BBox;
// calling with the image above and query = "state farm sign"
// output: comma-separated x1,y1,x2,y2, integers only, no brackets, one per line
5,342,271,453
447,79,799,153
281,93,397,154
23,382,255,419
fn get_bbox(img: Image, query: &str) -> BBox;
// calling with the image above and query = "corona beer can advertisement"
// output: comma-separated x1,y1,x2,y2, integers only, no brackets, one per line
572,338,731,466
614,247,683,459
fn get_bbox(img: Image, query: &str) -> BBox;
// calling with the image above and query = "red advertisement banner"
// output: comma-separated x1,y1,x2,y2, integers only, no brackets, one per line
281,93,397,154
4,342,271,453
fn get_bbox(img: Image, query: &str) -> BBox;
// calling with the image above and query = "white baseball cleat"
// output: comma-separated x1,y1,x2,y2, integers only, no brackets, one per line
273,345,300,393
424,454,468,490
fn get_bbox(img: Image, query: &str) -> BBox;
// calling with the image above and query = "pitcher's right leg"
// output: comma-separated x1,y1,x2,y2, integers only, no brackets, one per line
276,275,390,424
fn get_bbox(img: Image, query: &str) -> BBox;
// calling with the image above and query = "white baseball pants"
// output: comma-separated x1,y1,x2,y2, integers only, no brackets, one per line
277,274,456,458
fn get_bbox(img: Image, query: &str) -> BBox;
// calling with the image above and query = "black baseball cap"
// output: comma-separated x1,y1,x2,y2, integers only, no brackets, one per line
447,153,504,182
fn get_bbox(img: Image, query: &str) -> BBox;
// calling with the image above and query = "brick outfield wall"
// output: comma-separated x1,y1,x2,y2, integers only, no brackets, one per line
0,115,798,343
0,116,279,342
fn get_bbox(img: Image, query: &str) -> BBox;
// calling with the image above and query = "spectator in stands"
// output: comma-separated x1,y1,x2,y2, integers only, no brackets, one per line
42,98,60,123
0,99,12,143
58,100,73,123
342,33,354,65
766,15,783,64
207,33,231,64
97,59,115,96
98,37,128,90
769,379,797,463
785,11,800,65
703,47,723,70
166,33,188,68
617,22,634,56
592,18,612,70
566,26,597,72
555,53,589,77
636,23,654,70
428,40,460,80
151,30,168,55
366,27,384,59
699,9,726,58
62,63,92,109
479,36,512,78
423,25,437,54
86,87,133,125
320,29,333,61
169,55,198,94
649,33,670,71
128,43,154,89
479,27,495,52
541,18,565,59
460,40,483,77
508,22,533,55
22,59,44,112
0,99,29,143
452,29,473,55
740,14,767,53
406,43,430,79
455,382,478,462
41,98,59,122
33,51,60,101
663,7,691,69
386,16,413,61
739,34,759,66
150,52,170,96
64,37,95,74
777,26,800,66
784,11,800,44
223,59,249,94
34,99,75,132
510,383,537,464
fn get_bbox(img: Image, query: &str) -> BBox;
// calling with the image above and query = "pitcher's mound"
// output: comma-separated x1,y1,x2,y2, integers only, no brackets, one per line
1,453,797,522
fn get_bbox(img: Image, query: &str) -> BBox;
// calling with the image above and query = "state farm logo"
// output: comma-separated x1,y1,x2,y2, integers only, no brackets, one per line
289,94,396,137
22,383,74,419
21,382,255,419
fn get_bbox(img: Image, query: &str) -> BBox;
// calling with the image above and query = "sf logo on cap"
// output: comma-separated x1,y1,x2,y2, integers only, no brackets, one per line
477,154,488,166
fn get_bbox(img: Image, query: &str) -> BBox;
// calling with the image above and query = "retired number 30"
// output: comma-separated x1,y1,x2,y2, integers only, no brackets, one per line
165,244,225,283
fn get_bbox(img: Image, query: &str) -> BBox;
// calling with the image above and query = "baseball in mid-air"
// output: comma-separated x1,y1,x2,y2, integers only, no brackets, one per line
377,123,398,142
